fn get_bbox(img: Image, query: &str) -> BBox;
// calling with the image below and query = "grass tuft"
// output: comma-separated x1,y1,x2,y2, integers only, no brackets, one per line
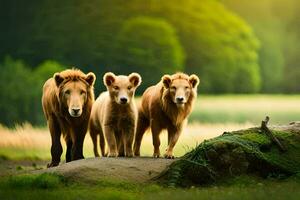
3,173,67,189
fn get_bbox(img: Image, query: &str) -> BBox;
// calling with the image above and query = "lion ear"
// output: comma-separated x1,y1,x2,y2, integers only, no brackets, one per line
54,73,64,87
189,74,200,88
86,72,96,86
103,72,116,87
129,73,142,87
162,75,172,88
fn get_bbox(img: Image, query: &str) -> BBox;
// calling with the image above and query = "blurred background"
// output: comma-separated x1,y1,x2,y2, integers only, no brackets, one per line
1,0,300,127
0,0,300,160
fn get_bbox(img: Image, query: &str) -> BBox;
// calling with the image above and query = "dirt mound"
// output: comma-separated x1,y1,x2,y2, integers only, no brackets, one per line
162,120,300,187
33,157,175,183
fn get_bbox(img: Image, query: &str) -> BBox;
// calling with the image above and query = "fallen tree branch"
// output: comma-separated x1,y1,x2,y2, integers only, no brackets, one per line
261,116,287,152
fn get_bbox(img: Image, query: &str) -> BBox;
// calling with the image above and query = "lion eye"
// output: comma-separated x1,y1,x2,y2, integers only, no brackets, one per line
65,90,70,95
80,90,86,95
185,86,189,89
171,86,176,90
128,86,132,90
113,86,119,90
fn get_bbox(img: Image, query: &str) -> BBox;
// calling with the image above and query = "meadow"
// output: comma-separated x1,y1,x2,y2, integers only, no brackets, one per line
0,95,299,200
190,94,300,124
1,95,299,161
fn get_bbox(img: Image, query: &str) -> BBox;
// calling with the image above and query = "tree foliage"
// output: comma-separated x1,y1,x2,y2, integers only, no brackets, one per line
0,0,261,93
0,57,40,126
222,0,300,93
113,17,184,90
0,57,65,126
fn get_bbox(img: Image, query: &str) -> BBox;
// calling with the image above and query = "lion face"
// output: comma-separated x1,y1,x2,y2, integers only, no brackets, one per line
103,72,141,105
162,73,200,107
54,71,96,117
61,81,87,117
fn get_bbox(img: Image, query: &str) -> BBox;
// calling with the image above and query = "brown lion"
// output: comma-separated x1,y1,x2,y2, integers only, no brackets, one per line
42,69,96,167
133,72,199,159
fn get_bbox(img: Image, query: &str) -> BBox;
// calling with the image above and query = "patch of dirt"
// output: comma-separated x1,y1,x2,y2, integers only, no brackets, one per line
33,157,176,183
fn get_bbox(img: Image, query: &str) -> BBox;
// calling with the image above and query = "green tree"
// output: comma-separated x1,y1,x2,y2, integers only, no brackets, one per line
222,0,300,93
1,0,261,93
32,60,66,125
0,57,66,126
157,0,261,93
0,57,41,126
113,17,184,90
34,60,66,83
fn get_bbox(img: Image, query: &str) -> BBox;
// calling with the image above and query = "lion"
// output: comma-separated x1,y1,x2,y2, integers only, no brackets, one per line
42,69,96,167
133,72,199,159
89,72,141,157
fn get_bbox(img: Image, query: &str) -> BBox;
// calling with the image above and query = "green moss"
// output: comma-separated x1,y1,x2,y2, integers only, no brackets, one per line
239,133,270,145
164,126,300,187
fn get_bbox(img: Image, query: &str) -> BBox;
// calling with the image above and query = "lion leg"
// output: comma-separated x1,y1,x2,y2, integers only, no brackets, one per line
65,135,73,162
89,124,100,157
123,128,134,157
133,113,149,156
151,122,162,158
72,127,87,161
165,125,183,159
103,125,118,157
116,132,125,157
99,128,106,157
48,118,62,168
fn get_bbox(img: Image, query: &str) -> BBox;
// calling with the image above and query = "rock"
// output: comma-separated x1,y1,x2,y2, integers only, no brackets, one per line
33,157,175,183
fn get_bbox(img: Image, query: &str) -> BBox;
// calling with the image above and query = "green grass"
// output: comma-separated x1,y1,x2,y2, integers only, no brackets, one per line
0,147,50,161
0,95,299,199
0,174,300,200
190,95,300,124
1,94,299,161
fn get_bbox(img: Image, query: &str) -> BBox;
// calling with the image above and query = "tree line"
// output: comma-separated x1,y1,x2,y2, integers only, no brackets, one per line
0,0,299,126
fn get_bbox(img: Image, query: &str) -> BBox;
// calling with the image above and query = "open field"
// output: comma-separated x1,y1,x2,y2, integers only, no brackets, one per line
0,122,253,177
0,122,254,161
0,95,300,200
1,95,299,161
190,95,300,124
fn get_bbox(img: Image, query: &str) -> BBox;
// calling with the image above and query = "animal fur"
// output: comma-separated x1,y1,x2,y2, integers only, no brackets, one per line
133,72,199,158
89,72,141,157
42,69,96,167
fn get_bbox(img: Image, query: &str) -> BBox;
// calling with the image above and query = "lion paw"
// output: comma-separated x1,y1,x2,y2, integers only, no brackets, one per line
134,152,140,157
153,153,160,158
47,162,59,168
164,152,175,159
102,153,108,157
125,151,133,157
107,152,118,157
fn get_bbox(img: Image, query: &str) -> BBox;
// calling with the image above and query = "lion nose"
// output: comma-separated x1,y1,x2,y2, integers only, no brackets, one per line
120,97,128,104
176,97,184,102
72,108,80,115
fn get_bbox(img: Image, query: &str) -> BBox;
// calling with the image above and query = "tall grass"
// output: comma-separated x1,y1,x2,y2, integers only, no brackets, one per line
190,95,300,124
0,122,253,160
0,95,299,161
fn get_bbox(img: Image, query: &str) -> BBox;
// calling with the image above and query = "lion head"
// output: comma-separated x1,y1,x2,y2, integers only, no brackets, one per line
162,73,199,107
103,72,141,105
54,69,96,117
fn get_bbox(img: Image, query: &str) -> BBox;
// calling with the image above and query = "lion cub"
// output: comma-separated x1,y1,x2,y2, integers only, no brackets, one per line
89,72,141,157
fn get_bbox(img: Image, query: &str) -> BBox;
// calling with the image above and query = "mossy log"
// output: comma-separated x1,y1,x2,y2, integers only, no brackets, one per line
162,120,300,187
